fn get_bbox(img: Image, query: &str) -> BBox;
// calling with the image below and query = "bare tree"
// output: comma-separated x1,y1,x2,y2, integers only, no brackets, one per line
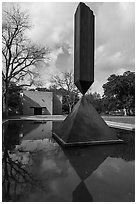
2,5,50,115
50,71,80,113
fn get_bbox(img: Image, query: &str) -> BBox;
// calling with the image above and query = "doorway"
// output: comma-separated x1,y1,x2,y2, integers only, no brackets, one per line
34,108,42,115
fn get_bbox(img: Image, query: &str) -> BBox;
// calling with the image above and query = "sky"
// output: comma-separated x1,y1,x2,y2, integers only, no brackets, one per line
2,2,135,95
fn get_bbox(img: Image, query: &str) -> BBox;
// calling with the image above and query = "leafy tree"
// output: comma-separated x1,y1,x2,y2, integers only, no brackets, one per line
2,5,50,115
85,92,102,113
102,71,135,115
7,82,23,115
49,71,80,113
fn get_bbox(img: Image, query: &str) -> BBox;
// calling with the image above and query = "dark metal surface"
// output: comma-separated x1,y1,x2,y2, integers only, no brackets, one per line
54,3,121,146
74,2,94,94
54,96,121,145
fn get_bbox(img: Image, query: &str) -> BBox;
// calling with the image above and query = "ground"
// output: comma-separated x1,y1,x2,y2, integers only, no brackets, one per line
102,116,135,124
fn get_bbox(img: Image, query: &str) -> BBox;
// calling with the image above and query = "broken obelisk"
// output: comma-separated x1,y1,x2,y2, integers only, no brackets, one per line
74,2,94,94
53,2,123,147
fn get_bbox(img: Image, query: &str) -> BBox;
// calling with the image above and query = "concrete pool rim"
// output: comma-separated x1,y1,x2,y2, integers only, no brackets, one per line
3,117,135,147
2,116,135,132
52,132,125,147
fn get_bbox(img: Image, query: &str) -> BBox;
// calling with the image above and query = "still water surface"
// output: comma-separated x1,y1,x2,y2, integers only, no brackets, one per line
2,120,135,202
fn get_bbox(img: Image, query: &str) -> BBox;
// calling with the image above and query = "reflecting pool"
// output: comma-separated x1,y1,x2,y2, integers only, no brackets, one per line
2,120,135,202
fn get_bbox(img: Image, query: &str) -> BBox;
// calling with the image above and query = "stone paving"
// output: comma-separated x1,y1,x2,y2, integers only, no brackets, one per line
105,120,135,131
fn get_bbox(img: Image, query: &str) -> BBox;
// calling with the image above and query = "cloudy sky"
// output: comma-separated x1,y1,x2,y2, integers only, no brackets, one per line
3,2,135,95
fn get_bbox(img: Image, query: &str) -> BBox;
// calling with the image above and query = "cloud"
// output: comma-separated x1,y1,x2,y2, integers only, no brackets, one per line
19,2,76,47
3,2,135,95
91,2,134,94
55,45,73,72
95,3,135,69
19,2,76,85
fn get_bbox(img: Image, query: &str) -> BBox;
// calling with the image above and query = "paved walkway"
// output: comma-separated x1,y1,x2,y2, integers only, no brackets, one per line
105,120,135,131
20,115,66,121
102,116,135,124
2,115,66,122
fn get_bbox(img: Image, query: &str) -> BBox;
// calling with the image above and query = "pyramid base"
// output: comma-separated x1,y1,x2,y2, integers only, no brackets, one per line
53,132,124,147
53,96,124,147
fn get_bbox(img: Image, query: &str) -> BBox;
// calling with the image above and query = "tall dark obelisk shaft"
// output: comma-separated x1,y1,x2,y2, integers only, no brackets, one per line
52,2,123,147
74,2,94,94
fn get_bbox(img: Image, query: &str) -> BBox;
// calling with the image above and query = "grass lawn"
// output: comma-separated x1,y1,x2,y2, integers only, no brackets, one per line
102,116,135,124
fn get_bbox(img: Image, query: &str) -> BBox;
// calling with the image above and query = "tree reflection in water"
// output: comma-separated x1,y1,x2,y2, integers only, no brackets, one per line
2,121,45,202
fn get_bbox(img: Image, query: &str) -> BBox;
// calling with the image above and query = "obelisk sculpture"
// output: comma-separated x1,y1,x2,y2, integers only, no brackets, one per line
74,2,94,94
53,2,123,147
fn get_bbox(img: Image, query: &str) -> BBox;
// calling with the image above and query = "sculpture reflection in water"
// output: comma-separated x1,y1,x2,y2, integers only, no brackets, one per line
63,142,135,202
2,120,134,202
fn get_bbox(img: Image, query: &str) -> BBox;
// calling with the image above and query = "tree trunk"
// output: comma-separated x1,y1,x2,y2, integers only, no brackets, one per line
3,91,9,117
68,105,72,113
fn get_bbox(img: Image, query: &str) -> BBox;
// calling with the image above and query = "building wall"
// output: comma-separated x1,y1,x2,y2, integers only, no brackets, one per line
23,96,34,115
42,107,51,115
53,94,62,115
22,91,62,115
22,91,53,115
